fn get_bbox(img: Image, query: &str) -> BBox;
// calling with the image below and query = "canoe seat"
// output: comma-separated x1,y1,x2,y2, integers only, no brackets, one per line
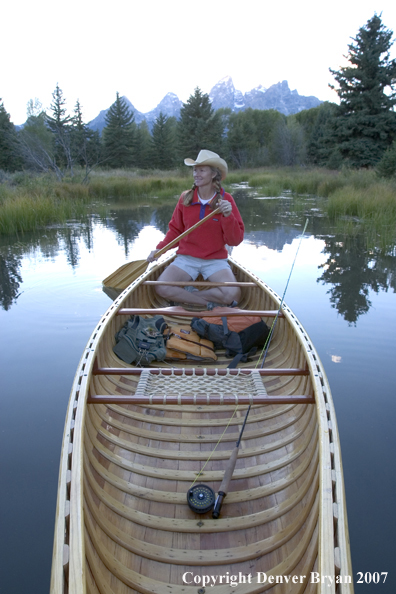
134,368,268,404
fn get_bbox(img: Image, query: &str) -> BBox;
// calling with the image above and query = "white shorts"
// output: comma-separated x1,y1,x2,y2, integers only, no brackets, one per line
172,255,231,280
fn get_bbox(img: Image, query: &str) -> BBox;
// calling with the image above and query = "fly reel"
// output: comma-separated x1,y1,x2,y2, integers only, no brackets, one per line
187,484,215,514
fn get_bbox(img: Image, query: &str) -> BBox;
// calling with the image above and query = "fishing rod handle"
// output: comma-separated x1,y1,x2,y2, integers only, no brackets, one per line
212,492,226,519
218,446,239,493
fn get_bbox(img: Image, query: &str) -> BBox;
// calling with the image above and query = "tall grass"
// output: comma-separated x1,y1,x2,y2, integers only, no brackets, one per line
1,167,395,244
326,183,396,250
0,178,91,234
0,192,91,234
88,175,187,201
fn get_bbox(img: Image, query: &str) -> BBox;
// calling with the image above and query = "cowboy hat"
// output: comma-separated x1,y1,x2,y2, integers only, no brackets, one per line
184,150,228,180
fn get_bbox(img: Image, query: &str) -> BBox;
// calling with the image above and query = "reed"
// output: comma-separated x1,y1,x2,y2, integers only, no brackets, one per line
0,184,91,235
1,167,395,242
327,183,396,250
87,175,187,201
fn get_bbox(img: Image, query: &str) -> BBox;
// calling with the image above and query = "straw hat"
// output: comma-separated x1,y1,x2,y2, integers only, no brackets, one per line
184,150,228,180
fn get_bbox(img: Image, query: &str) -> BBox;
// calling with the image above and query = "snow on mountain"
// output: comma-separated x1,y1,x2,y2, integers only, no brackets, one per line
87,77,322,133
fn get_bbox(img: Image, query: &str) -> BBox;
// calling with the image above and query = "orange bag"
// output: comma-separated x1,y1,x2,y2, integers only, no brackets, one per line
202,315,262,333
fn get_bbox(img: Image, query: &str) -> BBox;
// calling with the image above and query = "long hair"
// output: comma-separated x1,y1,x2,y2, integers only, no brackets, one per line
182,167,223,207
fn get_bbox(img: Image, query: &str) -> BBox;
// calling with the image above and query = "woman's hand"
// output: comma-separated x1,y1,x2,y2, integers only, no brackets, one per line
218,199,232,217
147,249,160,262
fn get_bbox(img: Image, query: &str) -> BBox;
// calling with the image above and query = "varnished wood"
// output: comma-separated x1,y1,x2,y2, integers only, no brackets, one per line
143,280,257,286
51,253,353,594
93,364,310,376
87,394,315,404
117,306,285,317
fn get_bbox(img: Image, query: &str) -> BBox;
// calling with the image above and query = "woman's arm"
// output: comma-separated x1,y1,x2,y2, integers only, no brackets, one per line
220,195,245,246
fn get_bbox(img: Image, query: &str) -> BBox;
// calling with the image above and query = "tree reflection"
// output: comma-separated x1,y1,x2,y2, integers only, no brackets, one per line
0,251,23,310
317,234,396,324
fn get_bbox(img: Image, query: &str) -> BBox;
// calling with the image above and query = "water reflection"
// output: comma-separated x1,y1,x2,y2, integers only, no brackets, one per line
318,234,396,325
0,194,395,324
0,250,23,310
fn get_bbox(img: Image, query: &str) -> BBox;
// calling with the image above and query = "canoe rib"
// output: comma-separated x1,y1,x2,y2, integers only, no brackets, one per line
51,254,353,594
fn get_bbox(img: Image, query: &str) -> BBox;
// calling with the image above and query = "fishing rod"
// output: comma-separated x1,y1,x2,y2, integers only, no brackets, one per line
260,217,309,368
187,219,309,519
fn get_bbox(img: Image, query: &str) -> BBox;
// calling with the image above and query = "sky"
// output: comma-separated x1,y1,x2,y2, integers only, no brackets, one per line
2,0,396,126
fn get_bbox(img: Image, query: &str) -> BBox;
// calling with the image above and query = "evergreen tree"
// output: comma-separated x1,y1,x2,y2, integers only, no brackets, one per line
151,113,177,169
46,84,73,171
102,93,136,168
226,110,258,167
296,102,339,166
71,99,87,167
71,100,102,175
0,99,21,171
329,14,396,167
177,88,224,158
226,109,285,167
376,141,396,178
134,120,152,169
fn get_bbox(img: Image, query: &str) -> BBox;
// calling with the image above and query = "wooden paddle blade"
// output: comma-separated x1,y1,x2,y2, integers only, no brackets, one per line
102,259,148,290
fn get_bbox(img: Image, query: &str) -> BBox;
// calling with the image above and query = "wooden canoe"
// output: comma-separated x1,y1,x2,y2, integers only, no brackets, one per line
51,255,353,594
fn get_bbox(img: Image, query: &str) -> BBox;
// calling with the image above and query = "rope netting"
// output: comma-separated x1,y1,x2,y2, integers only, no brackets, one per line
135,368,267,404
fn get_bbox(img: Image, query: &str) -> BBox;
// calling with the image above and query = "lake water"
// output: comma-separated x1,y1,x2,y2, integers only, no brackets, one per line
0,189,395,593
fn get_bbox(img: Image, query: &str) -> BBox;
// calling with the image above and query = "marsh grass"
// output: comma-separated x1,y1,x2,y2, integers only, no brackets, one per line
88,173,187,201
1,167,396,246
0,191,91,234
327,183,396,250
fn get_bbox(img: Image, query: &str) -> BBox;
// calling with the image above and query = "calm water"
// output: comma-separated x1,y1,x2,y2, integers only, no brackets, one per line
0,190,395,593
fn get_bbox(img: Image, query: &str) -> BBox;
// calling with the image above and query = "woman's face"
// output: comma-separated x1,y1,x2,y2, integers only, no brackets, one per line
193,165,214,188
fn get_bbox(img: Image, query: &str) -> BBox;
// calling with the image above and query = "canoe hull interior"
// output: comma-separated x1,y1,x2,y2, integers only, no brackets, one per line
51,256,353,594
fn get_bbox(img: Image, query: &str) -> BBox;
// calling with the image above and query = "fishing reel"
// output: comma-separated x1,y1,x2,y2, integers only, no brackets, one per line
187,484,215,514
187,484,225,518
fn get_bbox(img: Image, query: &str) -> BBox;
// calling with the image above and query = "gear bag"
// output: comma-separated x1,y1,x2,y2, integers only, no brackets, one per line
191,315,270,368
113,315,167,365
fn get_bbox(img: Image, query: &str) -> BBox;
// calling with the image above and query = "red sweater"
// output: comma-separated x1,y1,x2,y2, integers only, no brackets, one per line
156,189,244,260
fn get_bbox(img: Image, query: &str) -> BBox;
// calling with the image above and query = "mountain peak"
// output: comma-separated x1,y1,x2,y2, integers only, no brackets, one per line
88,78,322,133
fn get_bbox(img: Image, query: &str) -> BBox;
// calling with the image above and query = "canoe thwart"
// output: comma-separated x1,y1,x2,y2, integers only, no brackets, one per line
93,363,310,377
116,306,285,317
87,394,315,405
143,280,257,287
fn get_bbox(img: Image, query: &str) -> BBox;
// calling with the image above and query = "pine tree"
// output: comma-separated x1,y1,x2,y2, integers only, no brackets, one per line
296,103,340,166
0,99,21,171
151,113,176,169
102,93,136,168
46,84,73,171
177,88,224,158
134,120,152,169
71,100,102,174
329,14,396,167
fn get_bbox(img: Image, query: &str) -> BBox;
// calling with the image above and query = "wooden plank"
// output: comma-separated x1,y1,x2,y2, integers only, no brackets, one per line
93,365,309,376
116,306,284,317
87,394,315,405
143,280,256,287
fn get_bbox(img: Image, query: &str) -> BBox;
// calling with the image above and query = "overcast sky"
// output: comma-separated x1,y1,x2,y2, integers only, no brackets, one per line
2,0,396,125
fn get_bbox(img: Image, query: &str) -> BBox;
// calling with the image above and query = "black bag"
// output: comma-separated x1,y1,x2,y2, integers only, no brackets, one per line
191,316,270,368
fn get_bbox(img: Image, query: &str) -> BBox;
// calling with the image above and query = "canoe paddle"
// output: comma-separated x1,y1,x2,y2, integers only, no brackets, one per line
102,206,222,290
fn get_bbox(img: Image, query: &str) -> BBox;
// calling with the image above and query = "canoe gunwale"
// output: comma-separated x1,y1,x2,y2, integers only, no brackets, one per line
50,254,353,594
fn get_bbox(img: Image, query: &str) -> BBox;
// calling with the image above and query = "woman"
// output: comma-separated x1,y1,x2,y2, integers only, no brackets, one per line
147,150,244,308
